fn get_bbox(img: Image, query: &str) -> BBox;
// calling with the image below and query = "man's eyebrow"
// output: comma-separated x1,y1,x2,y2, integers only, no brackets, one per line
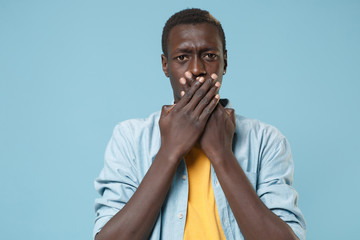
173,46,220,54
173,47,194,54
201,47,220,52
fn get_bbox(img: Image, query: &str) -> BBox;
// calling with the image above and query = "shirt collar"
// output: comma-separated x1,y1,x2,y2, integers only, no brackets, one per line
220,98,232,108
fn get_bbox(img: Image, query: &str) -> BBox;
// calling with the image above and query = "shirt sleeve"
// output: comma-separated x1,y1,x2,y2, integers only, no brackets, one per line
93,123,139,239
257,137,306,240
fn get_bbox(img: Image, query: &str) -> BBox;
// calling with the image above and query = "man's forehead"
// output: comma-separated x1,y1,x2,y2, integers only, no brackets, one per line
170,23,218,37
168,23,222,49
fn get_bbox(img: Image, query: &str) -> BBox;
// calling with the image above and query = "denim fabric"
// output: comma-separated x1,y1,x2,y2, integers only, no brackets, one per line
94,101,306,240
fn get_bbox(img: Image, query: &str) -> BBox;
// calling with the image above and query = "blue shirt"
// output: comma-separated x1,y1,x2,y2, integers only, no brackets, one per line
94,101,306,239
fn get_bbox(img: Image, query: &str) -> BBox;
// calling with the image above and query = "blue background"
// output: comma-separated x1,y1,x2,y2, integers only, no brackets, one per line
1,0,359,239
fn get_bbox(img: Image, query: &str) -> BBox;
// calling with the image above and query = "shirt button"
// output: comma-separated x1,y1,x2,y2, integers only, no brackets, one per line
178,213,183,219
215,180,219,186
182,175,186,180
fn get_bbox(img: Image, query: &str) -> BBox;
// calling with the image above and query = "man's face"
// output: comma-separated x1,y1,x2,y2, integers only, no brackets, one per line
162,23,227,103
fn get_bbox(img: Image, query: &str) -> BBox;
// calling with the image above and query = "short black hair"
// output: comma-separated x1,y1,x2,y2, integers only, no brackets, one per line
162,8,226,57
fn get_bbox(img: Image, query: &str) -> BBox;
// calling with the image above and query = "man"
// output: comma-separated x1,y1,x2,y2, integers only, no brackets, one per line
94,8,306,240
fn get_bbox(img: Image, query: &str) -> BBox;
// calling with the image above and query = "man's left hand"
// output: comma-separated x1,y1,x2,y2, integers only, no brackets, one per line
199,104,236,163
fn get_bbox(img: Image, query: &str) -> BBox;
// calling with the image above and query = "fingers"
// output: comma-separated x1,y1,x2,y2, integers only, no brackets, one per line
193,80,221,116
179,76,188,97
228,108,236,125
175,75,205,109
179,71,196,97
176,72,221,122
185,73,218,111
199,93,220,122
224,107,236,125
161,104,175,117
224,108,233,116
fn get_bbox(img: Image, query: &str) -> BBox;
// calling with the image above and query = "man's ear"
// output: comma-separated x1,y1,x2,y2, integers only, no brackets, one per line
223,50,228,75
161,54,169,77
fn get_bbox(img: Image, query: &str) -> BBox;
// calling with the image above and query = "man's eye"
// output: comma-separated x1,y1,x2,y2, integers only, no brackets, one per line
176,55,188,61
205,53,217,60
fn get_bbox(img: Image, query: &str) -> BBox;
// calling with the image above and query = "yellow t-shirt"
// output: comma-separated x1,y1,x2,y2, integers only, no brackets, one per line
183,146,226,240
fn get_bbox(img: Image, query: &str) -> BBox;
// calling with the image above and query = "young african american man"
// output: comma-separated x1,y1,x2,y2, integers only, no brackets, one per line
94,8,306,240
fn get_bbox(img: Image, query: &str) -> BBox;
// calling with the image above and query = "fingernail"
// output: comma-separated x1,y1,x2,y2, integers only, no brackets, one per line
185,71,192,79
211,73,218,80
215,94,220,99
181,91,185,97
199,77,205,83
215,81,221,87
179,77,186,85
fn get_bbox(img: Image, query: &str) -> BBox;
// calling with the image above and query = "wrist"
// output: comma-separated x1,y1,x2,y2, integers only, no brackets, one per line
157,145,184,164
206,147,234,166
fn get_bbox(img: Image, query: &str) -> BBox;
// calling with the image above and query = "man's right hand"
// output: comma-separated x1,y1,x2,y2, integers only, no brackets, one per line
159,71,220,162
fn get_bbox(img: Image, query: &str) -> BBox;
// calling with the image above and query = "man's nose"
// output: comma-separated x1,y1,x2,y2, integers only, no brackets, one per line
188,56,206,78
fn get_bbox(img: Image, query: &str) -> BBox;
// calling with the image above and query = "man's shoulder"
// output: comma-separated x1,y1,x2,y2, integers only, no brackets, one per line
224,99,284,141
234,114,286,144
111,111,161,141
233,114,291,169
116,111,160,127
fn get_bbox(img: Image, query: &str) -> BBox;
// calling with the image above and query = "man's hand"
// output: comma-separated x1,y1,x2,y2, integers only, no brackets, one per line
159,71,220,161
179,71,236,161
199,104,236,162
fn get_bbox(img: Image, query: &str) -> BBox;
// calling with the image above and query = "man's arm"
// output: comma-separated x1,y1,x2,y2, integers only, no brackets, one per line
200,105,300,240
95,146,180,240
95,75,220,240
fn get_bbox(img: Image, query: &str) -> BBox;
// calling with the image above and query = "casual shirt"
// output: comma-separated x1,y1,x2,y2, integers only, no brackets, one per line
94,100,306,240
